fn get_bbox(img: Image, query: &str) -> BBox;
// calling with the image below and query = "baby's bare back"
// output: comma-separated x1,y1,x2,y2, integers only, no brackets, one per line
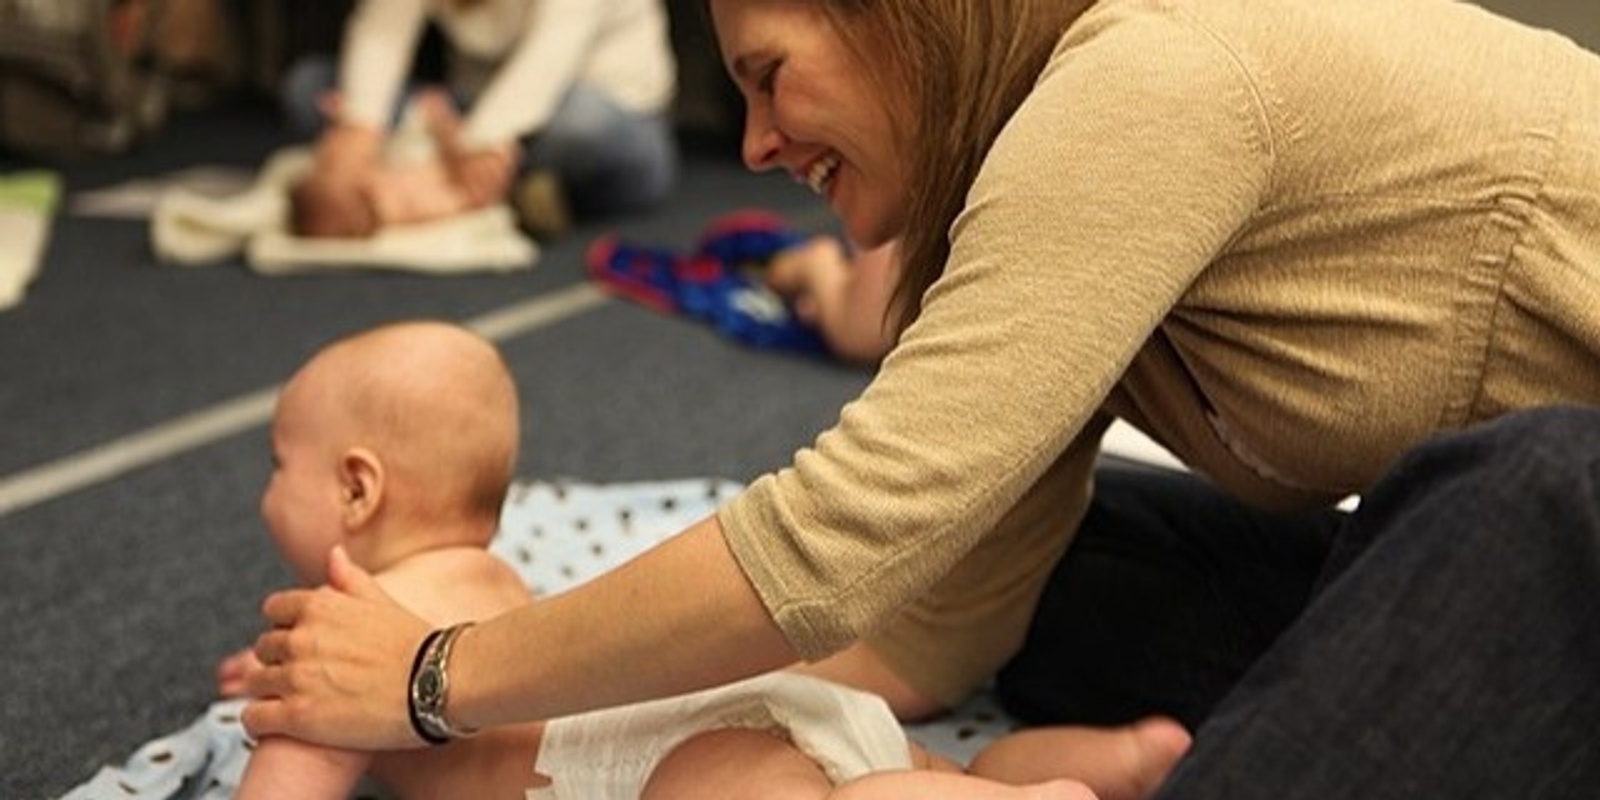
368,547,550,799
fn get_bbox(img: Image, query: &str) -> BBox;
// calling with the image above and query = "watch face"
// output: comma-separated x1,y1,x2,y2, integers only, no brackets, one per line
417,666,445,707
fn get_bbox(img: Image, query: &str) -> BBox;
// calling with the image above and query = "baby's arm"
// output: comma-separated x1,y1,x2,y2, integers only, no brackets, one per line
219,643,367,797
235,735,373,800
218,645,379,797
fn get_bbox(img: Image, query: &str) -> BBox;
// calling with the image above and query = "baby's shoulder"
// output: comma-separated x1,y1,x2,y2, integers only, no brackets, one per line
380,548,531,622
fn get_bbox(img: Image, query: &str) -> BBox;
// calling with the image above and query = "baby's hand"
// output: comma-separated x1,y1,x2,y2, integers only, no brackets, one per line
216,647,265,698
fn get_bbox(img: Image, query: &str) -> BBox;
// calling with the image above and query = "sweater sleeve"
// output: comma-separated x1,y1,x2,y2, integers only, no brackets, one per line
865,416,1110,707
336,0,429,131
458,0,602,148
719,6,1274,666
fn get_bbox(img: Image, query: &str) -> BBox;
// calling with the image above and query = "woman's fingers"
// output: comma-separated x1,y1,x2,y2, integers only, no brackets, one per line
445,146,517,206
326,545,387,600
250,627,290,669
259,586,313,630
241,572,433,749
239,695,286,737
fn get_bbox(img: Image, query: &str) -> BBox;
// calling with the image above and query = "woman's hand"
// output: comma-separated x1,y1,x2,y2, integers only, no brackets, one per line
314,121,383,180
242,546,433,750
410,90,517,206
444,142,520,207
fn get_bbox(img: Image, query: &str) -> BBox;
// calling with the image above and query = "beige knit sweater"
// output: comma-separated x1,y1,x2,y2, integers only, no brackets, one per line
721,0,1600,706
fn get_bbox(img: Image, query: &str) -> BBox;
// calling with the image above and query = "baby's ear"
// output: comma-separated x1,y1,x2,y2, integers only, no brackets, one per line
339,447,386,528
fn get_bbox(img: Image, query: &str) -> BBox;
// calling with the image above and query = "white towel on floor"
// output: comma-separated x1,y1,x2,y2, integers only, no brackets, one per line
0,170,61,311
150,146,537,276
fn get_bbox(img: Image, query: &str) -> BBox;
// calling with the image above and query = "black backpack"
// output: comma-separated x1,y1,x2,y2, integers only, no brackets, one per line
0,0,169,162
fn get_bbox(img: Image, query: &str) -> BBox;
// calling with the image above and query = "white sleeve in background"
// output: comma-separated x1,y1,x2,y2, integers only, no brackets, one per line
337,0,430,131
456,0,604,148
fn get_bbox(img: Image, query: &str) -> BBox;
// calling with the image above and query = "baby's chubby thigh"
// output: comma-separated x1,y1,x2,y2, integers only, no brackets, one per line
641,727,837,800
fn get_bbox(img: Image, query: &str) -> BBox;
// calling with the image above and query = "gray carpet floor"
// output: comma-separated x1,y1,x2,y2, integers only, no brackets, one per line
1,101,872,799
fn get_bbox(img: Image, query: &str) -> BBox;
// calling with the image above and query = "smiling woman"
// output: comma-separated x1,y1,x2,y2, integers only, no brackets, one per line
243,0,1600,796
715,0,911,250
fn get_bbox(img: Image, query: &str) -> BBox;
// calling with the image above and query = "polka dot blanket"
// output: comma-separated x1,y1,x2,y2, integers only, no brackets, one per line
61,478,1017,799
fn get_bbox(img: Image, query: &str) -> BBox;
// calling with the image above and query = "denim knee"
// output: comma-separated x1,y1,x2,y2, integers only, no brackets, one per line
527,84,678,213
1344,405,1600,565
278,56,338,136
1463,404,1600,458
1401,404,1600,495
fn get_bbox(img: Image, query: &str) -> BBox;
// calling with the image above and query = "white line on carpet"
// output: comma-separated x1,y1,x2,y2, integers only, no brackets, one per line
0,283,608,518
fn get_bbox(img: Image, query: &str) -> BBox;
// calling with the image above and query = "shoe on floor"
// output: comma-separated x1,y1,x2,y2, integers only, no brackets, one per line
513,170,572,241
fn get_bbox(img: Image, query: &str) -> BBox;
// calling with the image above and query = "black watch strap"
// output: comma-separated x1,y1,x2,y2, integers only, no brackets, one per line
407,622,479,745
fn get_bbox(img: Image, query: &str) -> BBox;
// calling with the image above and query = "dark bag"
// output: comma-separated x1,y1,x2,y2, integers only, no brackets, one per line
0,0,169,162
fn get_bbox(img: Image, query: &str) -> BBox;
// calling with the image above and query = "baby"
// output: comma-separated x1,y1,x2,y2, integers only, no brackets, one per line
221,319,1187,798
286,91,508,239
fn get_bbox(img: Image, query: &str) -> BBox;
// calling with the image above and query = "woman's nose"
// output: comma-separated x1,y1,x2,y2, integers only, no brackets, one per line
740,106,784,172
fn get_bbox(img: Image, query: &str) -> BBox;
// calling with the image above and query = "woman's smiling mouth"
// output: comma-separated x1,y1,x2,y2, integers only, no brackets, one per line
801,153,842,195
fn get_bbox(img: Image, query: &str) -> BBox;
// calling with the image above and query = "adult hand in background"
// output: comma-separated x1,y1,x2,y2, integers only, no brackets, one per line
410,90,518,208
243,546,433,750
312,92,383,181
445,143,520,207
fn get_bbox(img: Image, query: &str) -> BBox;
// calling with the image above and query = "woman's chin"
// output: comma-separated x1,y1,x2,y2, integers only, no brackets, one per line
840,209,899,251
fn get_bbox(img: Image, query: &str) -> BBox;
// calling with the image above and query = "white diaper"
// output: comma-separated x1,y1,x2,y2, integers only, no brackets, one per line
527,672,913,799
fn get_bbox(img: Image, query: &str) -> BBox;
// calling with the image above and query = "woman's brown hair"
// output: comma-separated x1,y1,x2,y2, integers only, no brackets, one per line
817,0,1094,336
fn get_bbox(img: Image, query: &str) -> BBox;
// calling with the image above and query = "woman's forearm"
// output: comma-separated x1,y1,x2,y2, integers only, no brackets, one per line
795,642,947,720
336,0,428,130
449,515,799,729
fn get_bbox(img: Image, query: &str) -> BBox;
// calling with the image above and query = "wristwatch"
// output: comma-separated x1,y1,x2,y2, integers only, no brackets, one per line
408,622,480,744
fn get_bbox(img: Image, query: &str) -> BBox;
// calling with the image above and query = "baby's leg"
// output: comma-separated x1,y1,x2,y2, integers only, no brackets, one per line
833,770,1095,800
642,727,1101,800
969,717,1192,800
642,728,834,800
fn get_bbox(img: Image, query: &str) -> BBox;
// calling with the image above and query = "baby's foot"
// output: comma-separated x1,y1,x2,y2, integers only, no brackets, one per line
970,716,1192,800
1113,717,1193,799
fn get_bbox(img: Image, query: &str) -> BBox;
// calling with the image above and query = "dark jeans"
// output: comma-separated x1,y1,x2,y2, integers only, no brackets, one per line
1004,407,1600,798
996,462,1342,730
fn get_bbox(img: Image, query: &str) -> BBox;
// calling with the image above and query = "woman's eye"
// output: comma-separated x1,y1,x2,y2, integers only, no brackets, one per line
758,62,780,94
